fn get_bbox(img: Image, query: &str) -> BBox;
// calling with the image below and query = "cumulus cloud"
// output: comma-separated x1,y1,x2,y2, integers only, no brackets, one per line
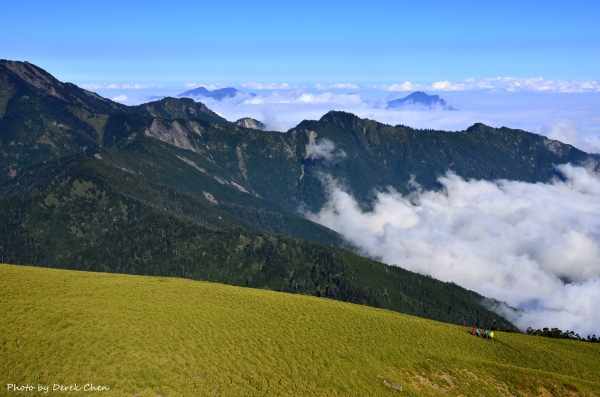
315,83,359,90
388,82,422,91
431,80,469,91
120,83,164,89
241,82,293,90
330,83,359,89
183,83,226,90
367,82,423,91
236,90,363,106
305,164,600,336
112,94,128,102
431,77,600,93
79,83,103,90
369,78,600,93
294,92,362,105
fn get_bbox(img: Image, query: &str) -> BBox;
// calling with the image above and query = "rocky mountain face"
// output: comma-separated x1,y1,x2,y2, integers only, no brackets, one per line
5,61,599,329
235,117,266,130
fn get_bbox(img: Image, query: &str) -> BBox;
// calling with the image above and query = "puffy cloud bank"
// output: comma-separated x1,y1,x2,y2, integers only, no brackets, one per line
306,164,600,336
372,77,600,93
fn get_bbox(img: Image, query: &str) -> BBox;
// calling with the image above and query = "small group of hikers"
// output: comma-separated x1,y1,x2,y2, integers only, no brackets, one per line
470,328,494,340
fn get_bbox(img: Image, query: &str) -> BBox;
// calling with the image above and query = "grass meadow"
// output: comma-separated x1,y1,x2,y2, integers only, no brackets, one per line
1,264,599,396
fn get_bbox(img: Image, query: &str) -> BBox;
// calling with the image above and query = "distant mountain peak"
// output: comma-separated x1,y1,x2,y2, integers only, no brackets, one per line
319,110,359,123
235,118,266,130
177,87,256,101
1,60,60,92
387,91,456,110
132,97,229,124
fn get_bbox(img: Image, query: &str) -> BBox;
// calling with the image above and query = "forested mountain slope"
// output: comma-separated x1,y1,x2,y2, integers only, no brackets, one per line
5,60,598,328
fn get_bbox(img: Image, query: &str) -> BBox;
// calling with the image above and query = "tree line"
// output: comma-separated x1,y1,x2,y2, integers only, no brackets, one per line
526,327,599,343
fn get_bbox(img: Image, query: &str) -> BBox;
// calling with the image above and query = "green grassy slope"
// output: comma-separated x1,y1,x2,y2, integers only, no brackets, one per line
2,264,598,397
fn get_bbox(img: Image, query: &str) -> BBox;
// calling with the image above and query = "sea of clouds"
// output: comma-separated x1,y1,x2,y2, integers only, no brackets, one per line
303,143,600,336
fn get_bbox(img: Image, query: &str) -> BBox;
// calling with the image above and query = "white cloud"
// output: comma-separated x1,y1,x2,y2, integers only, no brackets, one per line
82,83,164,90
436,77,600,93
536,118,600,154
367,82,423,91
294,92,362,105
431,80,469,91
314,83,359,90
306,139,347,162
538,119,580,147
230,90,363,106
305,164,600,336
120,83,163,89
241,82,293,90
388,82,421,91
183,83,226,90
79,83,103,90
368,78,600,93
329,83,359,89
112,95,128,102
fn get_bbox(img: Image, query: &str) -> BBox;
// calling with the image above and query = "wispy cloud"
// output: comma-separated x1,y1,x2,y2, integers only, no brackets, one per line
306,139,347,162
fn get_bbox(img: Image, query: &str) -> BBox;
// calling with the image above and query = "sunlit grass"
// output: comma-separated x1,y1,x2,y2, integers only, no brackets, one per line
1,264,599,396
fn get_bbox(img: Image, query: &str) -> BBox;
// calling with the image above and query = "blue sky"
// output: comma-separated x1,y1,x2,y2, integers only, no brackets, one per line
2,0,599,85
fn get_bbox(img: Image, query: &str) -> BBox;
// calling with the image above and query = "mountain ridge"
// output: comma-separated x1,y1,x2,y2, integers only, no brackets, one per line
4,60,600,329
